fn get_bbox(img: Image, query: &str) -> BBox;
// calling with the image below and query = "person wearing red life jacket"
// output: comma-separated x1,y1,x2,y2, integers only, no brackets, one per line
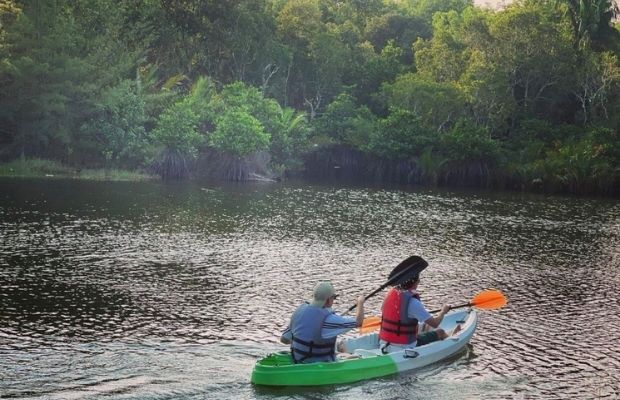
379,257,459,353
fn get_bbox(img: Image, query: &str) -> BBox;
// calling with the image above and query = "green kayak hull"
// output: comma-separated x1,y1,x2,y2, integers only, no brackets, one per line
251,310,477,386
251,351,398,386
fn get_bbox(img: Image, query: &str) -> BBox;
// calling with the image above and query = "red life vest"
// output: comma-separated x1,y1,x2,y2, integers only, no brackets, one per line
379,288,419,344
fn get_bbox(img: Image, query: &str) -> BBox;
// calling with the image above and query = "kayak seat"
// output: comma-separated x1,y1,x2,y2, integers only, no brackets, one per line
340,332,380,353
353,348,382,358
259,352,294,366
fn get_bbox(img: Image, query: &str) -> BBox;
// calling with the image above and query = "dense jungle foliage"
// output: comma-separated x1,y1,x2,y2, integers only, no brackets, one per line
0,0,619,195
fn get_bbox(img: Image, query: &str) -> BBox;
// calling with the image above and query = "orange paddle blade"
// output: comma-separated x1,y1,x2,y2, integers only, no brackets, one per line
470,289,507,310
358,316,381,334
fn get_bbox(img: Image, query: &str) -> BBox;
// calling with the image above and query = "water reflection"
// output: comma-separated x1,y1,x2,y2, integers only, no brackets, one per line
0,178,618,399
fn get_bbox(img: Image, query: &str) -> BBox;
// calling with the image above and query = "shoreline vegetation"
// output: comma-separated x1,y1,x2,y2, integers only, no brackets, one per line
0,158,154,182
1,1,619,196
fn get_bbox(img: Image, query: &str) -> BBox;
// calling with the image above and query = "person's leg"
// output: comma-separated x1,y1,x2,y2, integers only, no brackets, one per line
435,328,448,340
417,329,441,346
417,323,465,346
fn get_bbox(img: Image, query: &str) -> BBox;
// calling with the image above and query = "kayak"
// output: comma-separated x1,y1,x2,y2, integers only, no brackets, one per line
251,309,477,386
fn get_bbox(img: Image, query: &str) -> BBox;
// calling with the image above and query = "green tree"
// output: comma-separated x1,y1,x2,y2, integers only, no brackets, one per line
79,80,148,169
572,50,620,124
365,108,435,158
350,40,404,112
277,0,353,112
364,12,429,63
276,0,322,107
152,98,203,179
268,106,311,169
214,81,273,118
489,3,575,117
152,0,282,85
540,127,619,193
440,119,501,164
413,6,513,131
413,10,471,82
558,0,620,49
315,92,376,148
0,2,96,161
306,27,350,106
0,0,20,41
407,0,472,21
210,109,270,156
382,73,466,131
199,80,310,174
183,76,218,130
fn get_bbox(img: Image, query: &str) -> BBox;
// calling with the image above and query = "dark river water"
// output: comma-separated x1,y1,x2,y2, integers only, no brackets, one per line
0,178,618,400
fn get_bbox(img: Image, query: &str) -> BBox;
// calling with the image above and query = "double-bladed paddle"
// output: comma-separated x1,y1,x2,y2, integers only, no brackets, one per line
358,289,507,334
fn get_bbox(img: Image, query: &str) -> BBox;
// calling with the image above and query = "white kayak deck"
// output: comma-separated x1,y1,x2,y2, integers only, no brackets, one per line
339,310,477,371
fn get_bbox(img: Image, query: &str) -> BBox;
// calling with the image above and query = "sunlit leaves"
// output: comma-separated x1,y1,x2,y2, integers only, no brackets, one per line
557,0,620,49
366,108,434,158
210,109,270,156
152,98,202,157
382,73,466,130
572,50,620,124
276,0,322,45
80,80,149,168
315,92,376,147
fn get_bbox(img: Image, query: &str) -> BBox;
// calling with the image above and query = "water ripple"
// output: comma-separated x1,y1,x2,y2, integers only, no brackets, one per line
0,179,618,399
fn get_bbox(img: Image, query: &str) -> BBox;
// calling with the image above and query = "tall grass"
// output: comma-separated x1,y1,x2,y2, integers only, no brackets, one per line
0,158,72,177
0,158,154,181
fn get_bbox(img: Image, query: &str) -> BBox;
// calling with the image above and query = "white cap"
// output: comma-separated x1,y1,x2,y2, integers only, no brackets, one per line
312,281,338,307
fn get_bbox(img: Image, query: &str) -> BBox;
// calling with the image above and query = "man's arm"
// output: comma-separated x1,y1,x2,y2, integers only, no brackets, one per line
423,304,450,328
408,298,450,329
321,314,358,339
354,295,365,327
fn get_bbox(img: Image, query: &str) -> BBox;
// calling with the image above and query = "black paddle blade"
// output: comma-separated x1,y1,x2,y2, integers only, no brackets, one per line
387,255,428,286
344,255,428,313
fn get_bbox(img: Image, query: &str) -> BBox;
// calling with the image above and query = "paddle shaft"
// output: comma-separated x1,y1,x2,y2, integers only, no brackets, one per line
429,290,506,313
429,302,470,314
355,303,472,331
361,302,471,328
344,283,389,313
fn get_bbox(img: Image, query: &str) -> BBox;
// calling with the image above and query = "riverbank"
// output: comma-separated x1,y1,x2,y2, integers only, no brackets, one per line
302,145,620,198
0,158,154,182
